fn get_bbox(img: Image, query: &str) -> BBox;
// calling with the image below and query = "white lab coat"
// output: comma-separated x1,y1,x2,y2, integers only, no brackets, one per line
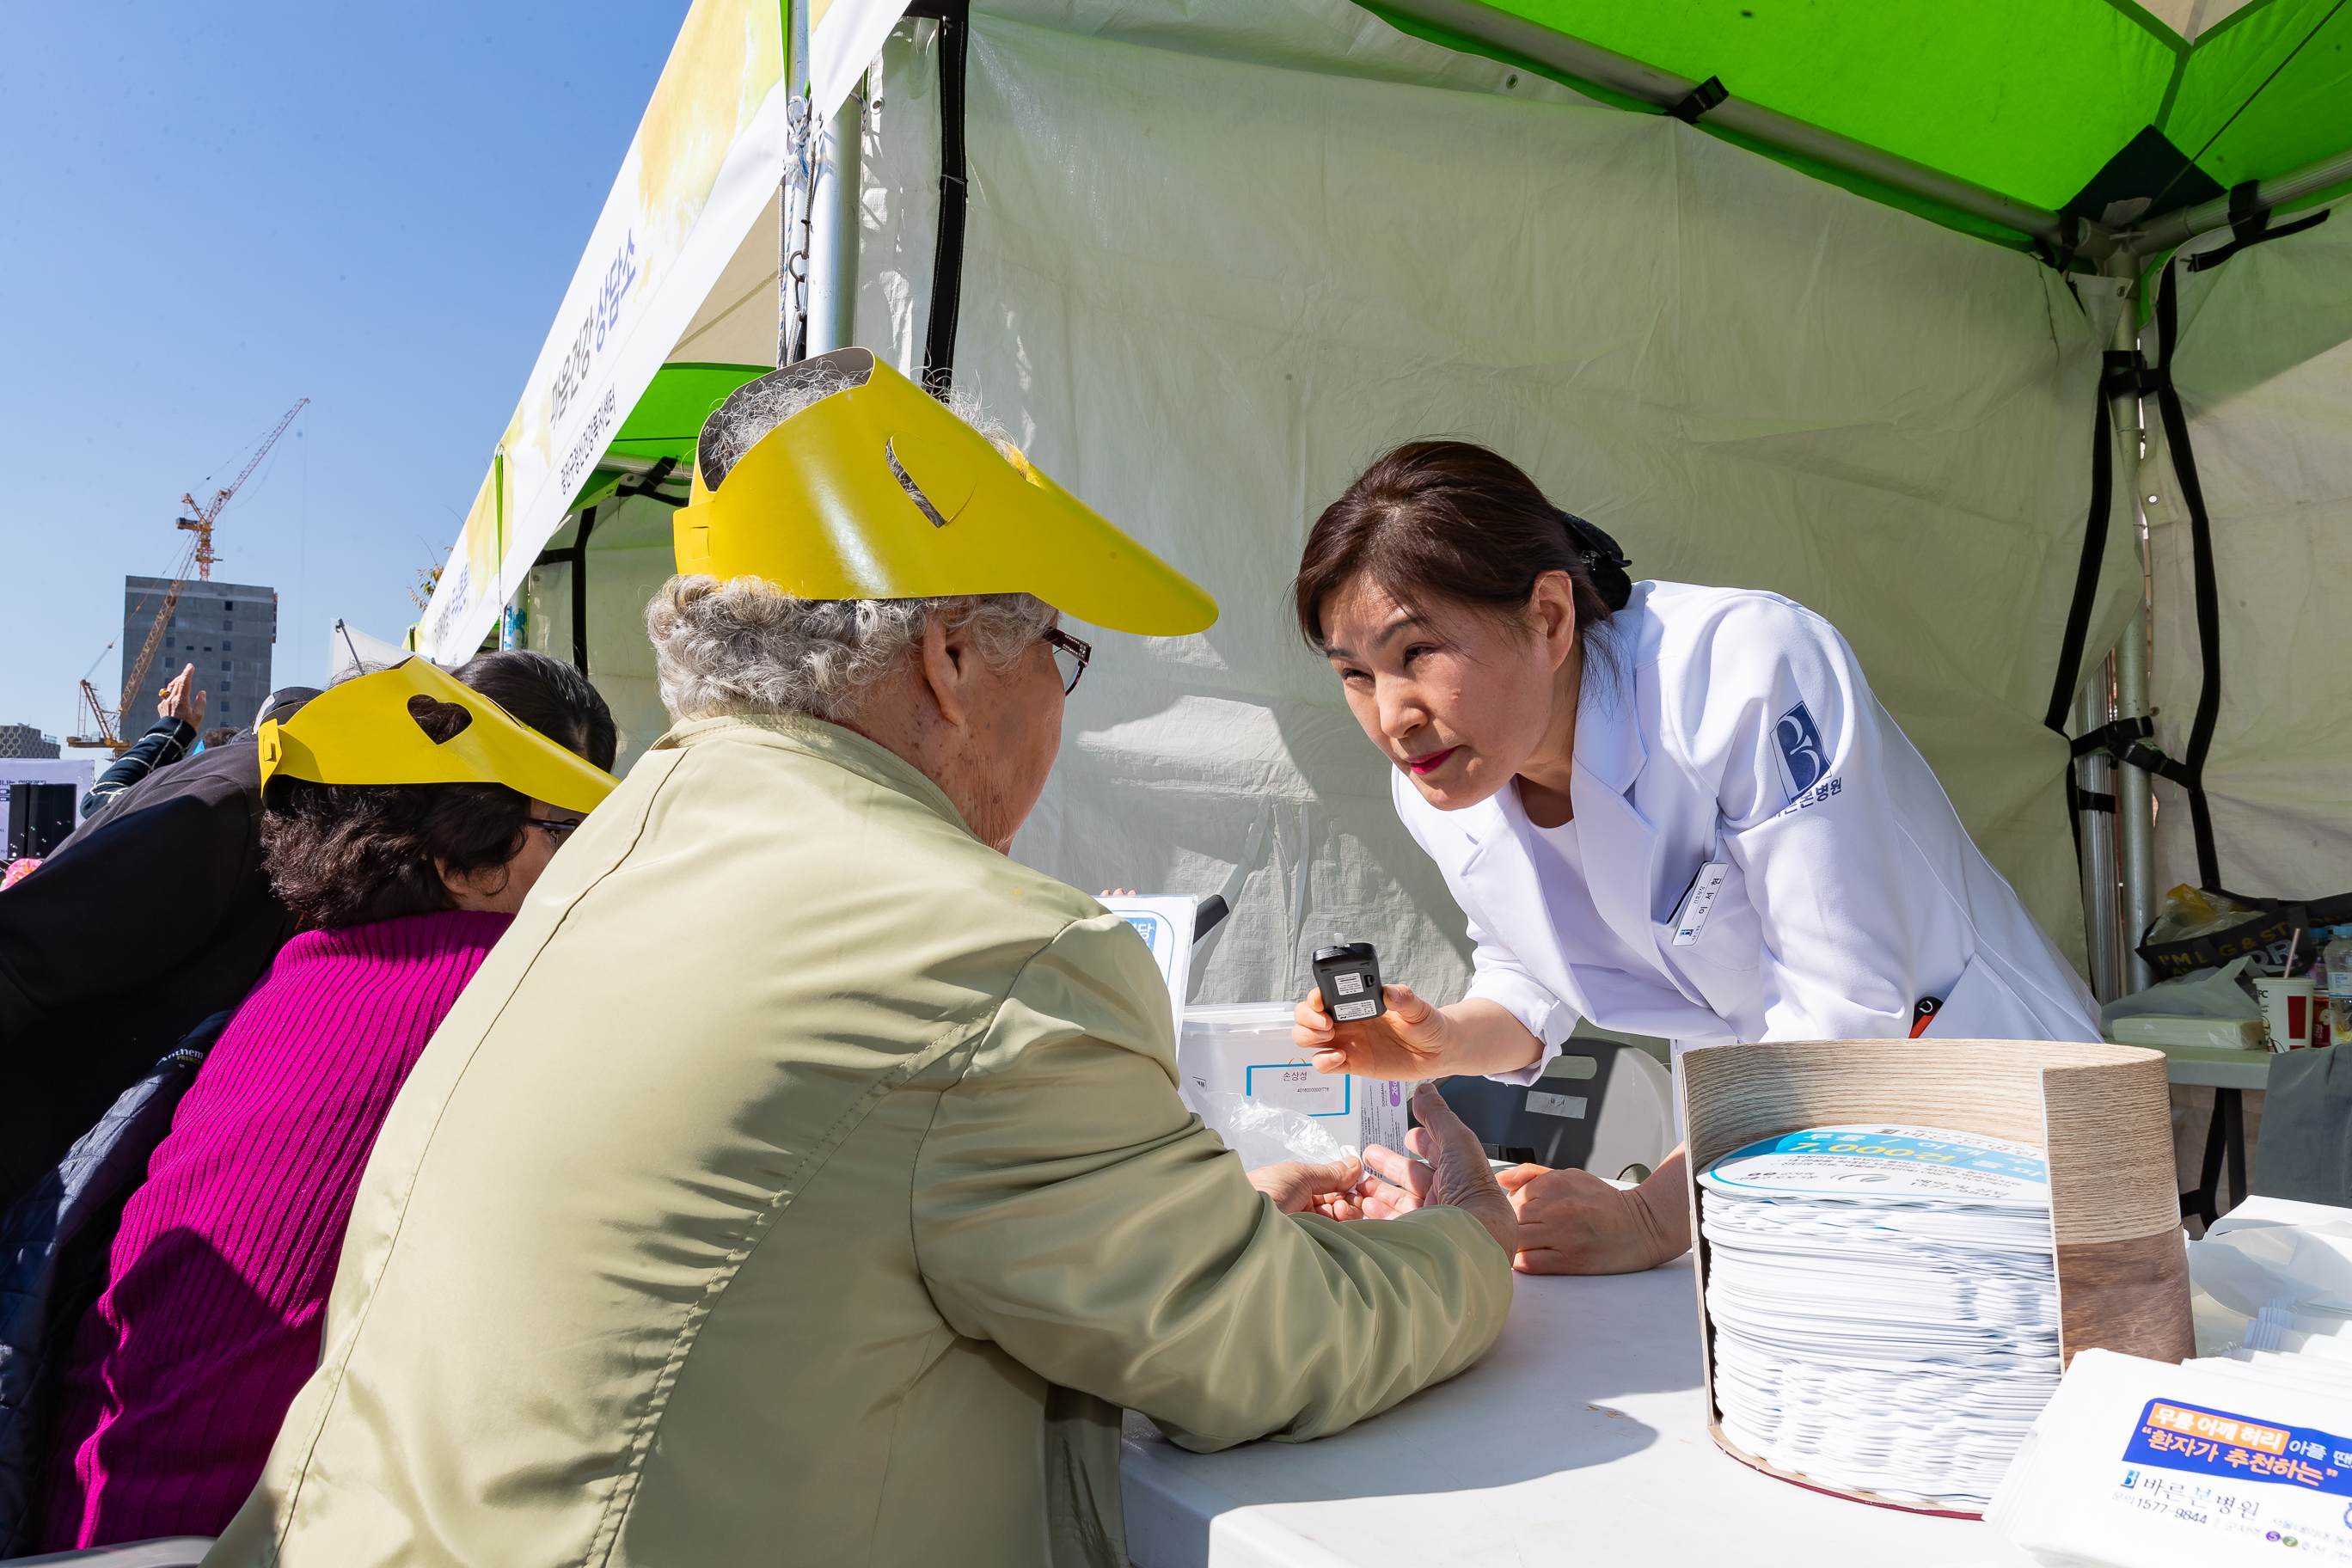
1393,581,2099,1078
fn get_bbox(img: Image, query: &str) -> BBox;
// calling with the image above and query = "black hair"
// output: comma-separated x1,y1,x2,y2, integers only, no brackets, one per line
1294,440,1633,652
260,651,616,928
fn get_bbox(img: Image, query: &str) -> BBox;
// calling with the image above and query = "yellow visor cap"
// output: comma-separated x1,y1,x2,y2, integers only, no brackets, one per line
674,348,1217,637
258,658,617,816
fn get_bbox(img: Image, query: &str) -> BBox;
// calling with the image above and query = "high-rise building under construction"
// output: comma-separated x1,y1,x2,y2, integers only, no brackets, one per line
121,577,277,734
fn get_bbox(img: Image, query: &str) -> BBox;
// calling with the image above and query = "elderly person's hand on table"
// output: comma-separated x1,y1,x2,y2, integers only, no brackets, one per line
1294,984,1693,1273
1253,1084,1520,1248
1363,1134,1691,1274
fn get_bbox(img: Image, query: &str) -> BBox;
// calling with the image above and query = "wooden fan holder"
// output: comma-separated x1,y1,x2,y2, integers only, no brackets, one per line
1680,1038,2195,1518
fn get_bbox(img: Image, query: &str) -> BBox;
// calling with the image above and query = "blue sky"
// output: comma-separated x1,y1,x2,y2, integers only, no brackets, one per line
0,0,693,741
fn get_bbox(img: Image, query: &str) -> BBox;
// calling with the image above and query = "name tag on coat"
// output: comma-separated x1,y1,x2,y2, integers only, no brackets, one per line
1671,862,1730,947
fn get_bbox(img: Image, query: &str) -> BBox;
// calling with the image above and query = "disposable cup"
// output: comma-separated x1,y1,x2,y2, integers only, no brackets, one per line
2252,977,2316,1050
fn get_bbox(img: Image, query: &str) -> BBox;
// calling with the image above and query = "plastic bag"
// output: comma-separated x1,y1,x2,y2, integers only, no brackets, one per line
2145,884,2260,945
2098,954,2262,1028
1187,1089,1356,1172
2202,1212,2352,1314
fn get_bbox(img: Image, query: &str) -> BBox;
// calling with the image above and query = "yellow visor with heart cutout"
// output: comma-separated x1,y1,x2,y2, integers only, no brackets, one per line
257,658,617,816
674,347,1217,636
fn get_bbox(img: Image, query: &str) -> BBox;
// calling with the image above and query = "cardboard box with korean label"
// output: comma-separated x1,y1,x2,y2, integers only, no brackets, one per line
1179,1003,1408,1155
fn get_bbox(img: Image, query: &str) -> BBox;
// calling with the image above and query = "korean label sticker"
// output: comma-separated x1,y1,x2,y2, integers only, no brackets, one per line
2125,1400,2352,1499
1244,1062,1352,1118
1672,861,1730,946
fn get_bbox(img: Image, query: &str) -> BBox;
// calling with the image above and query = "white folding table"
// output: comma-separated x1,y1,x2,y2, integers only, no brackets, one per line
1120,1257,2036,1568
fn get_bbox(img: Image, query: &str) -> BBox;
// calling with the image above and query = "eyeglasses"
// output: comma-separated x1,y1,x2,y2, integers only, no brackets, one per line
525,816,585,845
1042,626,1093,696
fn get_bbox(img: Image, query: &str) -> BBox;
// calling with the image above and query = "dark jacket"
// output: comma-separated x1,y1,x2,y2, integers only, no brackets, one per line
78,716,198,820
0,742,295,1210
0,1016,220,1556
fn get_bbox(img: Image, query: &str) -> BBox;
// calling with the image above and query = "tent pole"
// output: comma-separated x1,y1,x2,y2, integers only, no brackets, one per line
2075,661,2123,1003
2116,603,2157,992
780,0,814,365
2103,264,2158,994
805,86,863,357
2128,146,2352,255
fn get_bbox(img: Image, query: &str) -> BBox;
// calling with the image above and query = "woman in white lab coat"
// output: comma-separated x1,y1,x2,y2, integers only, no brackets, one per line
1290,440,2099,1274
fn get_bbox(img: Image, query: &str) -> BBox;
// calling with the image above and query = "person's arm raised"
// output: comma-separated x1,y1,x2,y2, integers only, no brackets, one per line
1291,987,1545,1081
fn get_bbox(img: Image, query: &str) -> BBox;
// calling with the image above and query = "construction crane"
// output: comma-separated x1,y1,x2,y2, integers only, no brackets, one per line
70,397,308,751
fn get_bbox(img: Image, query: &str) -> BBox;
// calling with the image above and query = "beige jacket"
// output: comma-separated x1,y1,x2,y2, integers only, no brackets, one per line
208,714,1510,1568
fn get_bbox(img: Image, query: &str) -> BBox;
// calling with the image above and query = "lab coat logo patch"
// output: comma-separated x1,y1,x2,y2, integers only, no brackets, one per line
1773,702,1828,793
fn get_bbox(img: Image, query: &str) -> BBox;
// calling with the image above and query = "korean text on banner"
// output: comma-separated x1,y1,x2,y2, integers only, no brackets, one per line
418,0,912,663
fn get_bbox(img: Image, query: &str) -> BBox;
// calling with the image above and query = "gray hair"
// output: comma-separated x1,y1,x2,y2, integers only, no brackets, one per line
648,369,1050,724
649,582,1049,722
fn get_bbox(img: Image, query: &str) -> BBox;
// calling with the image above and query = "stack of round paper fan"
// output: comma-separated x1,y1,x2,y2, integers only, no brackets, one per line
1698,1123,2061,1510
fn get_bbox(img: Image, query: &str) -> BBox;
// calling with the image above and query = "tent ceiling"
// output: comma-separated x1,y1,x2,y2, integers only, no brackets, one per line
609,361,769,464
2141,0,2266,42
565,359,769,516
1378,0,2352,247
668,188,787,366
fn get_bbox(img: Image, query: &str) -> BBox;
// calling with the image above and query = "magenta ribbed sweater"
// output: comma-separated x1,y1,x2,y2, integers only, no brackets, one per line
40,909,512,1551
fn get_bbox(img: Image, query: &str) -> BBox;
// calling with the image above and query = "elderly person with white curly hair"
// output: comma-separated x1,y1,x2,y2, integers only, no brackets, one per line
207,349,1516,1568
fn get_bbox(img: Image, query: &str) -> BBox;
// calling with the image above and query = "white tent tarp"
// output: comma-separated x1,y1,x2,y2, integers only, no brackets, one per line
852,0,2141,1005
2151,215,2352,902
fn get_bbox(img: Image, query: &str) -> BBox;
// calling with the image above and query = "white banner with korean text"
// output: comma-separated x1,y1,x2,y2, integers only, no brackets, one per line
419,0,910,662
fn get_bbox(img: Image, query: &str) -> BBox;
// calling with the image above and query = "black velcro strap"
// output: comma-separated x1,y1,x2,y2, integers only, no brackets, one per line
2042,375,2116,740
612,456,683,509
2055,265,2229,888
2119,740,2199,791
2149,258,2226,887
2186,179,2332,273
2071,715,2154,758
570,505,597,676
2100,348,2165,399
905,0,971,400
2065,772,2116,820
2047,352,2118,872
1668,77,1728,125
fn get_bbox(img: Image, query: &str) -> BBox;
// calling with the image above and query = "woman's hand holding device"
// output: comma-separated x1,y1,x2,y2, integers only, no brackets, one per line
1292,982,1455,1078
1292,989,1547,1081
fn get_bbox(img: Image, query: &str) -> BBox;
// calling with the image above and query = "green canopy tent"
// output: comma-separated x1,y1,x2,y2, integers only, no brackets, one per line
1381,0,2352,254
434,0,2352,1010
1335,0,2352,997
